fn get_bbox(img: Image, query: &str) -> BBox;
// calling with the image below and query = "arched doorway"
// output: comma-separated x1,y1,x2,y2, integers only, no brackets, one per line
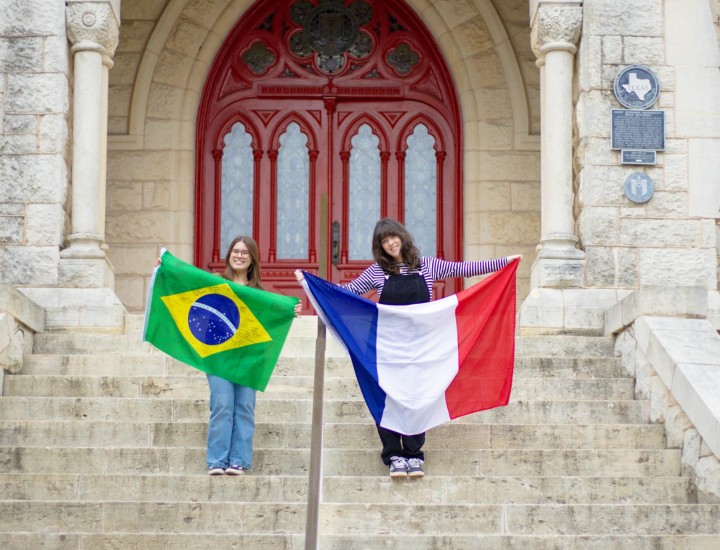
196,0,463,310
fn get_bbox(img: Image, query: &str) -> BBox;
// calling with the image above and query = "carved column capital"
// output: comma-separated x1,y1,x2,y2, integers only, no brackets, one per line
531,2,583,59
66,0,120,57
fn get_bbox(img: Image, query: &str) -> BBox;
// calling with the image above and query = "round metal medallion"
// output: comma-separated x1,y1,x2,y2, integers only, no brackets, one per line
624,172,654,204
614,65,659,110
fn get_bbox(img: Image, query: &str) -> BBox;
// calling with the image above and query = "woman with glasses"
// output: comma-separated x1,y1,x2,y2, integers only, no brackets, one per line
204,236,263,475
157,236,301,475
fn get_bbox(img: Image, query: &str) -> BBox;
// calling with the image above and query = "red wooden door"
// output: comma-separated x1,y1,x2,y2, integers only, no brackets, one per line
196,0,463,312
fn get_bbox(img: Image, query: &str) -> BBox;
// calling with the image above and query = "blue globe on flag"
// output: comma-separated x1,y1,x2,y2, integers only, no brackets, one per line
188,293,240,345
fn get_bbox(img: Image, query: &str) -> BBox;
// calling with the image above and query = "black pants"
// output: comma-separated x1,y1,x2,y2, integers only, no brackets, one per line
377,424,425,465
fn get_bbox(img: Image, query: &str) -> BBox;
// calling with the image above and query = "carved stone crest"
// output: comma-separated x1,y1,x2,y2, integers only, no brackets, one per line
66,0,120,55
531,4,583,58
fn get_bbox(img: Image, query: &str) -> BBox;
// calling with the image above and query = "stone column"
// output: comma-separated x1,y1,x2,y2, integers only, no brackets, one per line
530,0,585,288
63,1,119,273
99,52,113,247
24,0,127,330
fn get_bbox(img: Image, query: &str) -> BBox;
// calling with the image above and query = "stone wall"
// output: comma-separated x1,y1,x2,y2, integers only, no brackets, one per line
575,0,719,290
2,0,718,315
108,0,170,136
0,0,71,287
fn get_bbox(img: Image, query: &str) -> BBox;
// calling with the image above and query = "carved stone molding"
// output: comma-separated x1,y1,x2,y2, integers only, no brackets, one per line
66,0,120,57
531,4,583,58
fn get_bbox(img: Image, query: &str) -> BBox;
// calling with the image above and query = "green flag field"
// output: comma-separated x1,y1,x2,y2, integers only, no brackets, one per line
143,249,299,391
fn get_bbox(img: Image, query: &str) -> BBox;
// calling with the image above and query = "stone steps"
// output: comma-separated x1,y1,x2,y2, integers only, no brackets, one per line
4,533,719,550
322,398,649,424
0,395,312,422
2,501,718,538
31,330,615,358
1,534,303,549
319,475,697,504
2,315,717,547
320,449,681,477
21,353,627,378
0,473,307,502
0,473,694,504
0,446,308,476
316,503,720,535
2,373,635,400
1,444,682,484
30,333,347,356
0,500,307,534
0,420,310,448
0,395,650,424
0,423,669,455
316,535,720,550
0,438,679,476
0,401,666,446
321,422,668,449
516,335,616,357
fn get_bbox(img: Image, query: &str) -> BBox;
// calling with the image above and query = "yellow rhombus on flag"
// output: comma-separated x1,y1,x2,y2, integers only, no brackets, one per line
161,283,271,358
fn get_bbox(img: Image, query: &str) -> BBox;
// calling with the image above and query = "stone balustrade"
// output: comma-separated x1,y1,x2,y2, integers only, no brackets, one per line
0,286,44,392
607,287,720,500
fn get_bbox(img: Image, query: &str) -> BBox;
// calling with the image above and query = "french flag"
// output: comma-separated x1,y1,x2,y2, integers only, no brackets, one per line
300,261,518,435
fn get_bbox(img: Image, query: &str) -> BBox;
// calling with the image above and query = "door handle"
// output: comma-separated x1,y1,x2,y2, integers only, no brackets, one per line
331,220,340,266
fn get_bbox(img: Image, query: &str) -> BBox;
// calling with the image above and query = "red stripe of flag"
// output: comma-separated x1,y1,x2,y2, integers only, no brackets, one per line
445,261,518,419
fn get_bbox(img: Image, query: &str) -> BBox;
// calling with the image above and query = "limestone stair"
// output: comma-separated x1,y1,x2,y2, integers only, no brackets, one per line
1,316,719,548
0,314,318,549
314,333,720,548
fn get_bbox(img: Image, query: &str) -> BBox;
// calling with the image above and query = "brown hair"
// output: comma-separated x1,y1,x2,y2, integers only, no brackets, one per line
371,218,421,274
222,236,263,289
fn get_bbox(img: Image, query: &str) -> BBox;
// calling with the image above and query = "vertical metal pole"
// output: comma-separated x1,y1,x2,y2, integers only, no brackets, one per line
304,318,326,550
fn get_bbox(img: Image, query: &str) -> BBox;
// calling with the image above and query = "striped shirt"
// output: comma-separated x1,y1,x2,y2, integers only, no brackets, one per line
343,256,510,301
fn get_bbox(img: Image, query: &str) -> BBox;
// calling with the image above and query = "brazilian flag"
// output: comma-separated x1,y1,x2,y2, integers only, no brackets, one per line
143,249,299,391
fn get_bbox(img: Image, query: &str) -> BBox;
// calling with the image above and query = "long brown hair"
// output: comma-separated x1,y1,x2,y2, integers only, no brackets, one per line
222,236,263,289
371,218,421,274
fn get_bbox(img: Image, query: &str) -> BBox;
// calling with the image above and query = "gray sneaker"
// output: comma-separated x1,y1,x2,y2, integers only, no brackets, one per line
407,458,424,478
389,456,409,478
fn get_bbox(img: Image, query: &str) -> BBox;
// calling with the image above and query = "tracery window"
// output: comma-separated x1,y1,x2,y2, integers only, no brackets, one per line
277,122,310,259
221,123,254,253
404,124,436,256
348,124,381,260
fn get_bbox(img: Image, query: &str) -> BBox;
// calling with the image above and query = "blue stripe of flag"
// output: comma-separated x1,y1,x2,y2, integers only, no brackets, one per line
302,272,386,423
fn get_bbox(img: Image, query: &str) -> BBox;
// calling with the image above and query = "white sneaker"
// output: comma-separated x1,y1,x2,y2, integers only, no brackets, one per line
407,458,424,478
389,456,409,478
208,467,225,476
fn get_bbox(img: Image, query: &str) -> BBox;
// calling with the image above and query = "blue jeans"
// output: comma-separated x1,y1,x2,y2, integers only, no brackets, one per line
206,374,256,470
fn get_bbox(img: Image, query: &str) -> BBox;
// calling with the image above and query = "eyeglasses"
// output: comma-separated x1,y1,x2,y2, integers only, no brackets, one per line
231,250,251,257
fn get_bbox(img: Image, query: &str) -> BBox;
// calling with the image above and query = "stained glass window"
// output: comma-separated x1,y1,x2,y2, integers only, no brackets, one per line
277,122,310,259
405,124,436,256
221,123,254,254
349,124,381,260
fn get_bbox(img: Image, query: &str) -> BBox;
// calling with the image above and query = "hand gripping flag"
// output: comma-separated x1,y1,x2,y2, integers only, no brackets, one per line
300,261,518,435
143,249,299,391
